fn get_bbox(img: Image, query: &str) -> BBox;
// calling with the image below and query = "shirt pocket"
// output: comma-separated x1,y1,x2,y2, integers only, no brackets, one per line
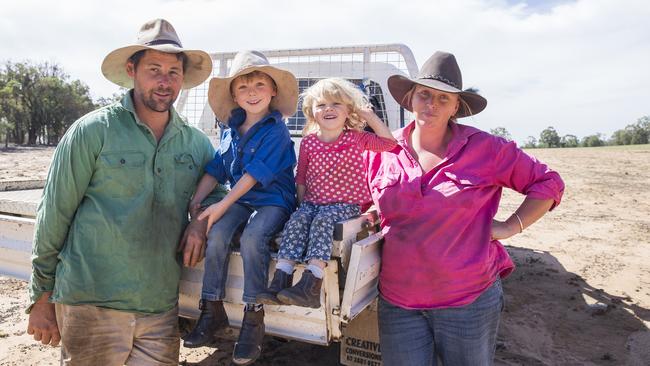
98,151,146,198
240,142,260,167
437,171,487,208
174,153,200,199
370,166,402,191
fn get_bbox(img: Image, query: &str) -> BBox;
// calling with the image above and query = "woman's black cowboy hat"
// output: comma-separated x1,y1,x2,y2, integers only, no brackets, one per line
387,51,487,118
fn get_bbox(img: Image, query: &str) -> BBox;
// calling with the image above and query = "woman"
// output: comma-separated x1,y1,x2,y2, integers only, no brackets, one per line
365,51,564,365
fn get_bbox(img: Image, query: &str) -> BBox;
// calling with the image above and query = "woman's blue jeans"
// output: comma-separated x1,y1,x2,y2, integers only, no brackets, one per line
378,278,504,366
200,203,289,304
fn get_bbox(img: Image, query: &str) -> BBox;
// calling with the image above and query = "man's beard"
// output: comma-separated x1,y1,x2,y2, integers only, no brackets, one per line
140,88,175,113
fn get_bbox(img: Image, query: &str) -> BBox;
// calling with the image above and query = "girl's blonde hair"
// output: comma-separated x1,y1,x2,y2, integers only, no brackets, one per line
301,78,370,136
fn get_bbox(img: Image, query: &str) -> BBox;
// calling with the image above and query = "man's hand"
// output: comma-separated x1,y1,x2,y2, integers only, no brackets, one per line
27,292,60,346
178,218,209,267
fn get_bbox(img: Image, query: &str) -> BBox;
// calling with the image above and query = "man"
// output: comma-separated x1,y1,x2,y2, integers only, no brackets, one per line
26,18,224,365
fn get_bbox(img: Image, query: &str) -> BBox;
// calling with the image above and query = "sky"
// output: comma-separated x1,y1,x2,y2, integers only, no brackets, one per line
1,0,649,143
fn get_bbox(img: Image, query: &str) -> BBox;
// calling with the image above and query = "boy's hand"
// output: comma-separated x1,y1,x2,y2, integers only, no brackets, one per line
198,201,229,235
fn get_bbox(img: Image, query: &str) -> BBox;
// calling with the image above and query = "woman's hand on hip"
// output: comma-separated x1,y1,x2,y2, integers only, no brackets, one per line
490,219,519,240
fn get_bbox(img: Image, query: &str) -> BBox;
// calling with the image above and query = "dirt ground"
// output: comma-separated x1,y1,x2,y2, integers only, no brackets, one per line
1,144,649,365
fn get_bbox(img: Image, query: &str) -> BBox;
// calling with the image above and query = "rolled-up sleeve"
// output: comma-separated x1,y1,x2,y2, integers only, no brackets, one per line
354,131,398,152
492,140,564,210
243,124,295,188
30,120,101,305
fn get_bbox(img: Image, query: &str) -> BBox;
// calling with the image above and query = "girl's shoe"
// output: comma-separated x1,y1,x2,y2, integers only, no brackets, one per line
256,269,293,305
276,270,322,308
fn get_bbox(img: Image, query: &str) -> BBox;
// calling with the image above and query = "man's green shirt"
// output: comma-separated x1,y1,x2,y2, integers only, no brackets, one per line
29,92,226,313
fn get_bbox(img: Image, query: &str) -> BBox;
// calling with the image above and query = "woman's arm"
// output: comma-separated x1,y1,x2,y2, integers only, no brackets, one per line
491,197,555,240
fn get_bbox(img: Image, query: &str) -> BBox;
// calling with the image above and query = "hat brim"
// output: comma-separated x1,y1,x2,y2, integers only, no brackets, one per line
387,74,487,118
208,65,298,123
101,44,213,89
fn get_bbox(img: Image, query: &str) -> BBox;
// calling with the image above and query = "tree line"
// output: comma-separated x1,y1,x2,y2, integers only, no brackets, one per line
490,116,650,148
1,60,648,149
0,61,104,147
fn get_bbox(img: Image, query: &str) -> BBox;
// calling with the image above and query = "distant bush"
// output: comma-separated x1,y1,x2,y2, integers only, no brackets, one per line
539,126,561,148
561,134,579,148
609,116,649,146
582,134,606,147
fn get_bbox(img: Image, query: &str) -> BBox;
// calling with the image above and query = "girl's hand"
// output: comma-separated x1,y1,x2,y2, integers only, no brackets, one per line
198,201,229,235
490,219,519,240
357,105,381,126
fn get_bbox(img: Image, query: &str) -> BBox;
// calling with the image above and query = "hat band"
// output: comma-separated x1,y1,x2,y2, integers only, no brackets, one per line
143,39,183,48
419,74,460,89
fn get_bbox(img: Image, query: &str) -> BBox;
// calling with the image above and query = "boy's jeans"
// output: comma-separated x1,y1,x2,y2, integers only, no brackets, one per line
201,203,289,303
378,278,504,366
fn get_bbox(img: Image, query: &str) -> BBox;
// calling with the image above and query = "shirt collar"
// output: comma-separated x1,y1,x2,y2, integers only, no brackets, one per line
395,120,482,156
227,107,283,131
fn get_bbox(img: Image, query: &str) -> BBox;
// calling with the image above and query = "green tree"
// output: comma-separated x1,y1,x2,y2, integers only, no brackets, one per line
0,118,13,148
0,61,95,145
522,136,537,148
539,126,561,148
582,134,605,147
560,134,579,148
489,126,512,141
629,117,649,145
609,116,650,146
610,128,632,145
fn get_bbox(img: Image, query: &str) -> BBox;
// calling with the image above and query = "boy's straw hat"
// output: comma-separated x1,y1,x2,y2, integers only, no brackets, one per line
208,51,298,122
388,51,487,117
101,18,212,89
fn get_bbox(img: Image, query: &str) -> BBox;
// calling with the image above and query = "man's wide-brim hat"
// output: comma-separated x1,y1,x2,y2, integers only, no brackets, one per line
101,18,212,89
388,51,487,118
208,50,298,123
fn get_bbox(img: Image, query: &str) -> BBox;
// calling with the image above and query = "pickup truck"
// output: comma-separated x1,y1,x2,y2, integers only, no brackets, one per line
0,187,384,366
0,43,420,365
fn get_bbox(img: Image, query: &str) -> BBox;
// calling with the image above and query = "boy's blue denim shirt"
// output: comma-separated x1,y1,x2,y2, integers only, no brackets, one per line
205,108,297,213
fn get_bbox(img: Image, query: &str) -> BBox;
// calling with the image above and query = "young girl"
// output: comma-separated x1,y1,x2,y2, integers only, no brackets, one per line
256,78,397,308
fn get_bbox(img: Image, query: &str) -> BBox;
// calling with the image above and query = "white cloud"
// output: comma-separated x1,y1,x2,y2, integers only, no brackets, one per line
1,0,648,142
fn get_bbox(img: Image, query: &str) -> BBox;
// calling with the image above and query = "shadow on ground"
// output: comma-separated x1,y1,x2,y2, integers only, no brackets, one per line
497,246,649,365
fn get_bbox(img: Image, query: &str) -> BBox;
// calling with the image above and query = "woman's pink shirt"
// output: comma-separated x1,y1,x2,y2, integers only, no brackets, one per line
365,121,564,309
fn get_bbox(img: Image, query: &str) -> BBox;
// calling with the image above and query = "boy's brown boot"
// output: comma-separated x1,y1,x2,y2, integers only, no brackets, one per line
182,299,229,348
232,306,265,365
256,269,293,305
276,270,322,308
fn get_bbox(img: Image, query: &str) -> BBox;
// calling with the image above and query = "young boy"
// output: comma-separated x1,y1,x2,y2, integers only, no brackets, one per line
182,50,298,366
